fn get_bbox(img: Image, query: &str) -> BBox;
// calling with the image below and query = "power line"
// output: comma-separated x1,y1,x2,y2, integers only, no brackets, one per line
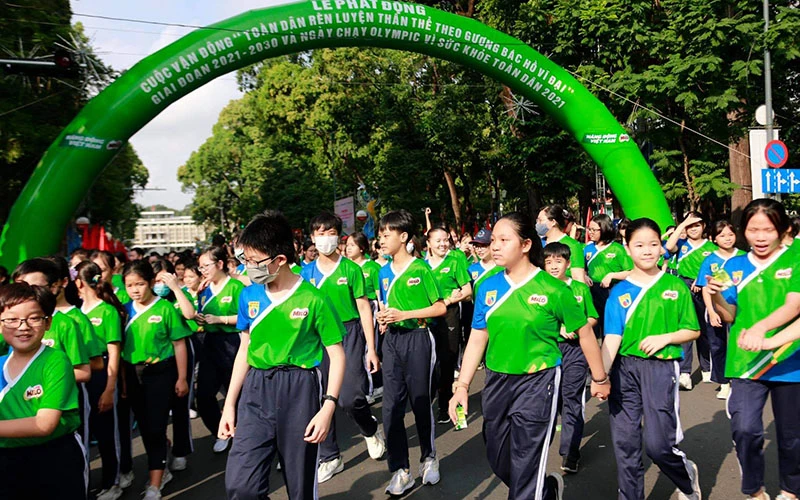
0,89,68,118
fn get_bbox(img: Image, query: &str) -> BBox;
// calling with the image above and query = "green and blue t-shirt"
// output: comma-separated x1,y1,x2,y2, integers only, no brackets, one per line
584,241,633,284
301,256,366,324
198,277,244,334
123,298,192,364
467,261,503,297
378,258,443,330
425,251,471,301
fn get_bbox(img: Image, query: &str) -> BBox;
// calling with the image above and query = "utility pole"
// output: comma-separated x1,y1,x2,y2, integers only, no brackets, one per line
763,0,773,144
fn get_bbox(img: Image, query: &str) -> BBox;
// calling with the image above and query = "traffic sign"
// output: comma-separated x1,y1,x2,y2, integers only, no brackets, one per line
762,168,800,193
765,139,789,168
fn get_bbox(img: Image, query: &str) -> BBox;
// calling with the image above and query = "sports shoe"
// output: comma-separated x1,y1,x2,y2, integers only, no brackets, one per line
776,494,794,500
146,468,173,491
213,437,231,453
96,485,123,500
385,469,414,496
119,471,134,489
143,485,162,500
676,460,701,500
436,409,451,424
544,472,564,500
702,371,712,383
365,427,387,460
189,409,199,419
317,456,344,483
746,493,771,500
717,383,731,400
171,455,187,471
679,373,693,391
561,456,579,474
419,457,440,485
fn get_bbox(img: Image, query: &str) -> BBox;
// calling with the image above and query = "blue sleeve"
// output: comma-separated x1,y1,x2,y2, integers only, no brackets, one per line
471,286,488,330
236,287,252,331
604,289,626,336
695,257,712,287
300,265,311,282
721,259,739,305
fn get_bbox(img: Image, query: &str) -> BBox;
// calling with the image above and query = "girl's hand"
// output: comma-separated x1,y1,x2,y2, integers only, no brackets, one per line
559,326,576,340
175,378,189,398
98,389,114,413
704,277,723,296
379,308,406,324
425,207,432,216
639,334,671,356
195,313,207,325
448,387,469,424
600,275,613,288
691,283,701,294
760,337,778,351
680,216,703,229
199,277,211,292
218,405,237,439
584,276,593,287
159,272,181,291
591,381,610,401
708,310,723,328
366,349,381,373
304,403,335,443
739,326,767,352
204,314,219,325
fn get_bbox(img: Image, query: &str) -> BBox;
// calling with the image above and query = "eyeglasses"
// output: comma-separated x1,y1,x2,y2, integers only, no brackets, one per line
0,316,49,329
241,255,276,268
588,228,600,233
198,262,218,271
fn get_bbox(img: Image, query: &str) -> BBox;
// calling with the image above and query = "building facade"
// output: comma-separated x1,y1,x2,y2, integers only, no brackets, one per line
131,210,207,251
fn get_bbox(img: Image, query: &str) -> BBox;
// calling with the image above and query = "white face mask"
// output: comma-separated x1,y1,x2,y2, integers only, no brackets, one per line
315,235,339,256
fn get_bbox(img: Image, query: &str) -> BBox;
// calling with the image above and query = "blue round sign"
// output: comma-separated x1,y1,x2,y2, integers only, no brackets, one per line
765,139,789,168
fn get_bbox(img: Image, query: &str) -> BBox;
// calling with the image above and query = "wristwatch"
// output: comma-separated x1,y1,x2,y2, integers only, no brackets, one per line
321,394,339,405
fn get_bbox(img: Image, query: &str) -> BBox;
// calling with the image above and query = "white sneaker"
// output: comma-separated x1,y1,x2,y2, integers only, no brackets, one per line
746,493,771,500
776,494,793,500
213,437,231,453
365,427,387,460
146,467,173,491
96,485,123,500
119,471,134,489
143,485,162,500
676,460,701,500
545,472,564,500
189,409,199,419
702,371,712,383
419,457,440,485
171,455,187,471
679,373,693,391
717,383,731,400
317,456,344,483
385,469,414,496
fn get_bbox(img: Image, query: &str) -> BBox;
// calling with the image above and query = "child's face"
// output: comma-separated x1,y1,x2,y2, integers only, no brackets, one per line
544,256,568,280
745,212,782,258
1,300,50,354
588,223,601,243
490,219,530,269
427,230,450,258
379,228,406,257
304,245,318,261
174,263,186,280
686,222,704,240
714,226,737,251
183,269,201,290
628,227,662,271
344,238,361,260
125,272,153,303
473,243,490,260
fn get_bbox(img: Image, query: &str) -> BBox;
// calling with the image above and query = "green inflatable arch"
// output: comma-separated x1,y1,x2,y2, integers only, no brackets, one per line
0,0,672,268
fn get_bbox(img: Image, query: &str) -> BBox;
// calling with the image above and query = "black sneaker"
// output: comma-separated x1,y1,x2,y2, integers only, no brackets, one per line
544,472,564,500
436,409,451,424
561,456,579,474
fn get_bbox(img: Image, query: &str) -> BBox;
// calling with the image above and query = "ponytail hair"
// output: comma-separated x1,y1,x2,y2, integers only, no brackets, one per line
76,261,126,321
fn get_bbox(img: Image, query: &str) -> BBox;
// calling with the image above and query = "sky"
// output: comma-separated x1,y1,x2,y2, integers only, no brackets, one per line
71,0,296,210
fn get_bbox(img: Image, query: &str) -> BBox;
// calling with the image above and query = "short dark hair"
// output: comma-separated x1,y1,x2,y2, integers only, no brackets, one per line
741,198,790,236
378,210,416,242
12,258,60,285
45,256,70,280
309,211,343,235
0,282,56,316
495,212,544,268
302,238,316,252
791,216,800,238
592,214,617,244
70,248,90,263
543,242,571,261
123,260,155,283
238,210,296,265
626,218,662,241
349,232,370,255
709,219,736,241
130,248,145,257
150,259,175,275
90,250,116,273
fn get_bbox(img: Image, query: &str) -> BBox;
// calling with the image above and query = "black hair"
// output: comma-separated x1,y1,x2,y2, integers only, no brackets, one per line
46,256,81,306
495,212,544,268
682,210,707,237
90,250,116,275
591,214,617,244
349,232,370,255
741,198,790,236
302,238,316,252
427,223,449,241
75,261,126,320
175,255,196,270
543,242,571,261
151,259,175,275
617,217,631,244
709,219,736,241
791,216,800,239
122,260,155,283
12,258,60,285
626,218,663,241
237,210,297,265
309,211,343,235
540,205,568,230
201,246,230,273
0,282,56,317
378,210,416,242
130,248,145,258
114,251,128,264
0,266,8,285
70,248,90,263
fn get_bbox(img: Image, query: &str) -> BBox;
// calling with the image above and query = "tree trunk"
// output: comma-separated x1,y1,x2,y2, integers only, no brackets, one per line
678,120,698,210
443,168,462,228
728,128,752,227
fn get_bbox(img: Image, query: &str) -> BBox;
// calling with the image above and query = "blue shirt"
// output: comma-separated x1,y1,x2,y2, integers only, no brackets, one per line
695,250,745,287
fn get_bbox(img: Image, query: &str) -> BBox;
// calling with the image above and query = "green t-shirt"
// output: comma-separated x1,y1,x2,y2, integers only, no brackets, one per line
605,272,699,360
198,277,244,334
122,298,192,364
43,313,89,367
81,301,123,347
290,263,303,275
425,251,471,301
676,239,718,280
472,269,587,374
0,346,80,448
236,279,344,370
550,234,584,278
468,261,504,297
721,247,800,381
178,287,200,332
559,278,598,343
301,256,366,323
584,241,633,283
62,306,104,359
378,258,443,330
359,259,382,301
112,274,130,304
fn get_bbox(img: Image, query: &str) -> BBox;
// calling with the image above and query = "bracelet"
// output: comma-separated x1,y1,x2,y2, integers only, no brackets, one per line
452,380,469,393
591,373,610,385
321,394,338,405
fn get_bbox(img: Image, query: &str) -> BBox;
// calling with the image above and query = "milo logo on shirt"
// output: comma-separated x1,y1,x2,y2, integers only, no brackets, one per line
290,308,309,319
528,294,548,305
574,295,584,303
485,290,497,306
248,301,260,319
775,268,792,280
407,277,421,286
606,253,616,259
618,293,632,308
90,317,103,327
702,251,712,257
732,271,743,285
363,272,371,279
337,277,348,285
41,338,55,348
24,385,44,400
662,290,679,300
148,315,163,324
440,267,451,274
221,296,233,304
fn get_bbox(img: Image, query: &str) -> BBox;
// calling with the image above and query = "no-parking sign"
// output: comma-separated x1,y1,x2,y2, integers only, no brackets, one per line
765,140,789,168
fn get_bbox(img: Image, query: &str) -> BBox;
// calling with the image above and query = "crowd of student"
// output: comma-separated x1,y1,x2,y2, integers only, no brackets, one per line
0,198,799,500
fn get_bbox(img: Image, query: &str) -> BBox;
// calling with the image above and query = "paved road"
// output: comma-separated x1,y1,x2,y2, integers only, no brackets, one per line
95,368,781,499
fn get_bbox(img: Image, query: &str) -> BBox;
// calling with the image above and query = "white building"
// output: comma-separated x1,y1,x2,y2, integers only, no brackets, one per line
131,210,207,251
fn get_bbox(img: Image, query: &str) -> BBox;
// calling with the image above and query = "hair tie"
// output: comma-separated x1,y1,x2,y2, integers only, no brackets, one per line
92,274,101,285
